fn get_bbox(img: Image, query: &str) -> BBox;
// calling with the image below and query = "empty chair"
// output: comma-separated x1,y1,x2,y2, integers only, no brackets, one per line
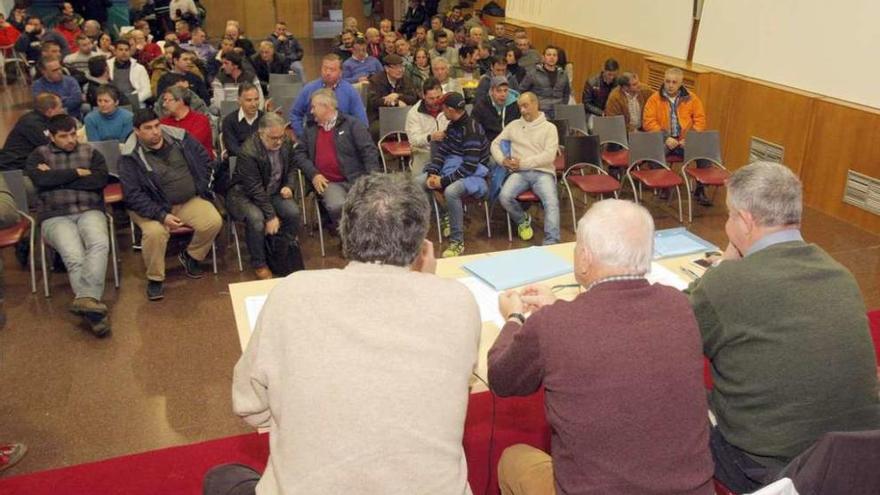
378,106,412,172
220,101,239,120
0,170,36,292
681,130,729,222
626,131,684,222
227,157,244,271
549,119,569,175
271,95,297,120
561,135,621,230
553,104,588,136
269,73,301,86
89,140,123,288
592,115,630,172
268,82,303,100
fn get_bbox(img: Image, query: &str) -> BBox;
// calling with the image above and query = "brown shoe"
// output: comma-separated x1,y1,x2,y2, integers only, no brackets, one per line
254,267,274,280
70,297,108,317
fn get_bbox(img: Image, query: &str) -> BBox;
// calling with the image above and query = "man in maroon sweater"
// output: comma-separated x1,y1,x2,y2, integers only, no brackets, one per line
160,86,215,160
488,199,714,495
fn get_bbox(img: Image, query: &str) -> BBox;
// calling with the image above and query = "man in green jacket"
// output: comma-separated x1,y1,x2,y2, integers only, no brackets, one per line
688,161,880,492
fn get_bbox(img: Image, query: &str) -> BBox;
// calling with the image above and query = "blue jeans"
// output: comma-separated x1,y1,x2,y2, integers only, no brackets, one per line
498,170,561,244
41,210,109,300
227,189,301,269
414,173,469,243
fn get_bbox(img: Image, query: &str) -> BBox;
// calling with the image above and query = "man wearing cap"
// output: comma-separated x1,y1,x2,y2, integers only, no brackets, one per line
367,54,420,141
472,75,521,143
415,92,490,258
342,37,383,84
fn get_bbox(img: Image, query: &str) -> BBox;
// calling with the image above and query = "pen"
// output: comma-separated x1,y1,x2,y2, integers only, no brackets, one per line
680,266,701,280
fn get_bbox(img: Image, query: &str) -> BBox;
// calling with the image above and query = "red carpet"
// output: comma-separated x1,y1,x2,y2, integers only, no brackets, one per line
0,390,549,495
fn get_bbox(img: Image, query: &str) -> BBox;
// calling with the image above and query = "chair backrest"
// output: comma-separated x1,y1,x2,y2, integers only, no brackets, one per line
269,82,303,100
554,104,588,135
220,100,239,119
627,131,667,168
89,140,122,176
592,115,628,147
273,95,297,120
223,84,240,101
269,73,301,86
0,170,29,212
777,429,880,494
128,96,141,112
550,118,569,143
563,135,602,168
379,106,411,139
683,130,723,166
229,156,238,176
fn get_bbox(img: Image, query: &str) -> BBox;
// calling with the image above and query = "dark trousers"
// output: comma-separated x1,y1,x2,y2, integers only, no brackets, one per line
203,463,260,495
710,427,776,493
227,188,301,269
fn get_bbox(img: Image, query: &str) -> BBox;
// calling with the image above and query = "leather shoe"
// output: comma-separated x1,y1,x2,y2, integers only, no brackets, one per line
254,267,273,280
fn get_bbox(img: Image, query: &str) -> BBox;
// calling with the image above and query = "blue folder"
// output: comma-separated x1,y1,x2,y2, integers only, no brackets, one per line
462,247,573,290
653,227,719,259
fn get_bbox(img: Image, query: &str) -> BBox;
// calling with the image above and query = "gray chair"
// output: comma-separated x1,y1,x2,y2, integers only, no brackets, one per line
220,101,240,120
0,170,36,293
378,106,412,173
269,73,301,86
271,95,297,121
226,157,244,271
561,135,620,230
268,82,303,100
626,131,684,222
591,115,630,172
681,130,729,222
553,104,588,136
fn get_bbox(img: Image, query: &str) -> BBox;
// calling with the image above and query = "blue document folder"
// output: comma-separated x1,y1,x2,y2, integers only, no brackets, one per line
462,247,573,290
653,227,719,259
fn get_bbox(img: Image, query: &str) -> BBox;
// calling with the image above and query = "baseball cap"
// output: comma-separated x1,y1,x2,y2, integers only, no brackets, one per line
440,92,466,110
490,76,510,88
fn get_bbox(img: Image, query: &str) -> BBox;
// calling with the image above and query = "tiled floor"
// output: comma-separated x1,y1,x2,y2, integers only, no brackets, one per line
0,39,878,478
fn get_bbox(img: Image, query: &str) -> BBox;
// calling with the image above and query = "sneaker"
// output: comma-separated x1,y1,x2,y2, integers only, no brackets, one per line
440,214,451,238
69,297,108,318
517,215,534,241
178,251,204,279
0,443,27,472
83,313,111,338
442,240,465,258
146,280,164,301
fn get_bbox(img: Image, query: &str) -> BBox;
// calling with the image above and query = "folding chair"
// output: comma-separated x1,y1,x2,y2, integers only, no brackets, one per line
549,119,569,176
561,135,620,230
626,132,684,222
592,115,630,174
681,130,729,222
271,95,297,121
269,73,301,86
0,45,30,85
89,140,122,291
220,100,239,120
0,170,36,293
553,104,589,136
268,82,303,101
227,157,244,271
378,106,412,173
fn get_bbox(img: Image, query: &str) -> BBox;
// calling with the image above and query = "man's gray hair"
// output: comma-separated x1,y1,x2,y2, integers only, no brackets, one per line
164,85,190,105
727,161,802,227
310,88,338,110
576,199,654,274
340,173,431,266
665,67,684,79
258,112,286,131
431,57,450,69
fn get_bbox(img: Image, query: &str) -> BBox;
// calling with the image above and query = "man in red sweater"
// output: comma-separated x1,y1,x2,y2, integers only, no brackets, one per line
488,199,714,495
160,86,215,159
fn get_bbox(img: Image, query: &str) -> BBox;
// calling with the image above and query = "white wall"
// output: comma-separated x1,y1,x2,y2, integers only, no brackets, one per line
693,0,880,109
505,0,694,59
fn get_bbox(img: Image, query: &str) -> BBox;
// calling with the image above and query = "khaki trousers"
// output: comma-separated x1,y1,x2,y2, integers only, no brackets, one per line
498,444,557,495
129,196,222,281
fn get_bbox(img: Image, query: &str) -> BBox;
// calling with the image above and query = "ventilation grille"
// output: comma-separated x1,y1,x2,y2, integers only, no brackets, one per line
748,137,784,164
645,64,698,92
843,170,880,215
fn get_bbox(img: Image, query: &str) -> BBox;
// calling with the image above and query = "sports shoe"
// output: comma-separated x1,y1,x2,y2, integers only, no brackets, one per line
83,313,111,338
442,240,465,258
517,214,534,241
440,214,451,238
0,443,27,472
178,251,204,279
69,297,108,318
146,280,165,301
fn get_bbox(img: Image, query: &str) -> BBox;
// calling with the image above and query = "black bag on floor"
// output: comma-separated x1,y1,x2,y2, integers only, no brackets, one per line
265,235,305,276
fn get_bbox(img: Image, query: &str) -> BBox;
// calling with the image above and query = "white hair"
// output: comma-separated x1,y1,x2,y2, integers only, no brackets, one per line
576,199,654,274
727,161,802,227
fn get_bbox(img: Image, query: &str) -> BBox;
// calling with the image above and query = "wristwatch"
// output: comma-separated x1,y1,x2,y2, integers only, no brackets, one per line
508,312,526,325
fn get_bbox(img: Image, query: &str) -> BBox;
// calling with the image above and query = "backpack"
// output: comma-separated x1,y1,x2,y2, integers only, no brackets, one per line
265,234,305,277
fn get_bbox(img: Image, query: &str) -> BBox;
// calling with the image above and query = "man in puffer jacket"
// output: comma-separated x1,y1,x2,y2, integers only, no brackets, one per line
518,46,570,119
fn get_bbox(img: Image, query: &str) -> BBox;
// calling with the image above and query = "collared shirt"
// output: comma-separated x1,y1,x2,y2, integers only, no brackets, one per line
238,108,259,126
319,111,339,132
583,274,646,293
625,91,642,129
745,228,804,257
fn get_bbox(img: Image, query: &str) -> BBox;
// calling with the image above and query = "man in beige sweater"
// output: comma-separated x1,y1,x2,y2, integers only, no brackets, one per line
205,173,482,495
491,92,560,244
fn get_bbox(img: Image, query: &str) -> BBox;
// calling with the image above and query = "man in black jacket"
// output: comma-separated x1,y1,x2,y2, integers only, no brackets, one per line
367,54,419,140
250,41,290,96
582,58,619,117
296,89,380,228
0,93,65,202
471,76,521,143
226,113,303,280
120,109,222,301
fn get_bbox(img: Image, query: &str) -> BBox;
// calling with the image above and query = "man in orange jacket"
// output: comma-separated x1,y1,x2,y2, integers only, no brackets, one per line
643,67,711,205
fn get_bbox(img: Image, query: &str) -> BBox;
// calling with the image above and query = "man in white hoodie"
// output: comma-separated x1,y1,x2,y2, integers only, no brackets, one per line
491,92,560,244
405,77,449,174
107,39,152,105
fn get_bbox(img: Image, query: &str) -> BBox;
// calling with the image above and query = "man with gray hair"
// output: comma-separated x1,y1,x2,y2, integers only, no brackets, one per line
205,173,481,494
687,161,880,492
227,112,304,280
489,199,714,494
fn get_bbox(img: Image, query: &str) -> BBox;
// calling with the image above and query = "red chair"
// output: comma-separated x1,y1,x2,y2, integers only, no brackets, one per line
378,106,412,172
592,115,630,174
681,131,730,222
561,135,620,230
625,132,685,222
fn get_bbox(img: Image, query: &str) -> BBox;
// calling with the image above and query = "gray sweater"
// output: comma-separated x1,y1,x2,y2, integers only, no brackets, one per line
233,262,481,494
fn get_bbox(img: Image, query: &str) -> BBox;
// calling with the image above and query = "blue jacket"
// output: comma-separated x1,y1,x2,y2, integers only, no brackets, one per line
33,76,82,118
119,126,213,221
342,56,383,84
84,108,133,142
288,78,368,137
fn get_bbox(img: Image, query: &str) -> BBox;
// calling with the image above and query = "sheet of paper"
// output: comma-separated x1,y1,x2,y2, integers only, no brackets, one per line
646,262,690,291
457,276,506,328
244,294,268,333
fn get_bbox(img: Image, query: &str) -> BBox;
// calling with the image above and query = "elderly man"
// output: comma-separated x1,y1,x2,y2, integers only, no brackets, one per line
489,199,715,494
604,72,653,133
204,173,480,494
288,53,367,138
364,27,382,58
367,54,419,140
227,113,303,280
342,37,383,84
26,115,111,337
107,39,153,105
490,92,559,244
159,86,214,159
431,56,462,95
119,109,222,301
518,45,570,118
130,29,163,67
406,78,449,175
415,92,490,258
296,89,380,227
32,56,82,118
581,58,619,117
472,75,520,143
686,162,880,492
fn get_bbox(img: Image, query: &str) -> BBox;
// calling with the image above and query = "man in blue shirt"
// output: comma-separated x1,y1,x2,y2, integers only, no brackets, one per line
33,56,83,119
341,38,383,84
288,53,367,137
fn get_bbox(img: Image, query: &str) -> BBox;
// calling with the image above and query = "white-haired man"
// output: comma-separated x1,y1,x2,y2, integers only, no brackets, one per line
687,162,880,492
489,199,715,494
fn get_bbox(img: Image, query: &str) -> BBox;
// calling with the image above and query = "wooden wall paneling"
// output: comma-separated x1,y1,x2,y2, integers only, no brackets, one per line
277,0,314,38
800,99,880,233
343,0,371,30
203,0,243,39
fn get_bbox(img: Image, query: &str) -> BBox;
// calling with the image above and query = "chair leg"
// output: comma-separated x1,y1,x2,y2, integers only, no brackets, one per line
432,196,442,245
484,201,491,238
211,242,218,274
231,222,243,272
28,224,36,294
626,174,639,204
298,174,308,227
130,219,136,246
563,181,577,233
40,236,49,298
106,213,119,289
683,172,694,223
315,197,325,257
506,211,512,242
675,186,683,223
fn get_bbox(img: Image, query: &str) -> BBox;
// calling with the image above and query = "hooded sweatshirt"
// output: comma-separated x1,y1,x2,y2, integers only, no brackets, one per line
490,111,558,175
